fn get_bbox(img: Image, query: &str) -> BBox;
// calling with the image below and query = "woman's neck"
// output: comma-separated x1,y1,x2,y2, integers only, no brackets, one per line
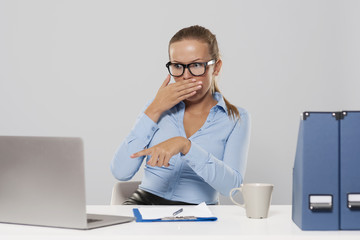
184,92,217,114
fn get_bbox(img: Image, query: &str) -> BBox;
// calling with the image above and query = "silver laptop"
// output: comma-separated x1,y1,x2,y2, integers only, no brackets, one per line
0,136,134,230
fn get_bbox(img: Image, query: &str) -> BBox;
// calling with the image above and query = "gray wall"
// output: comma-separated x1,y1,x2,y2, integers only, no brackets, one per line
1,0,359,205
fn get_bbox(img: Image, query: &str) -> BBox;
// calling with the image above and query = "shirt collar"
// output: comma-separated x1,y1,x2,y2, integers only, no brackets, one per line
213,92,228,115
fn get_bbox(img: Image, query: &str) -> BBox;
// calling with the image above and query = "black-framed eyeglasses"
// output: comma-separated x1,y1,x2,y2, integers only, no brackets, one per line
166,59,216,77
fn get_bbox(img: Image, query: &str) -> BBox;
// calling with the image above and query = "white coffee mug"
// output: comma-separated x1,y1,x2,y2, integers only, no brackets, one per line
229,183,274,219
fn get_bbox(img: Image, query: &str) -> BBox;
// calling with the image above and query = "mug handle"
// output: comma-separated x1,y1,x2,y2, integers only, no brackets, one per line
229,186,245,208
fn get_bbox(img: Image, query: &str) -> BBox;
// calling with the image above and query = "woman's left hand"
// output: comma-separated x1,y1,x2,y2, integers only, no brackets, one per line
130,137,191,167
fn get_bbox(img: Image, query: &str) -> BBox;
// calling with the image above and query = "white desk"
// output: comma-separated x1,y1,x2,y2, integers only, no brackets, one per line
1,205,359,240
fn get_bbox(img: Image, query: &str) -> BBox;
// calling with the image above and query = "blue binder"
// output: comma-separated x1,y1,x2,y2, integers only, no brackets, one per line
340,111,360,230
292,112,340,230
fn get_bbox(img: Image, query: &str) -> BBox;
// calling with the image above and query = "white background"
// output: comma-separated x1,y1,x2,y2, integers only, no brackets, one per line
1,0,359,204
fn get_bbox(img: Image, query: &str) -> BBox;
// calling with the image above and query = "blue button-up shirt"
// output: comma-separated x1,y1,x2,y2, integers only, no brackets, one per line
111,92,251,204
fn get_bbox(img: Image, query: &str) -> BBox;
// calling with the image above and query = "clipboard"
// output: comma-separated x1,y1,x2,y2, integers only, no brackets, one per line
132,202,218,222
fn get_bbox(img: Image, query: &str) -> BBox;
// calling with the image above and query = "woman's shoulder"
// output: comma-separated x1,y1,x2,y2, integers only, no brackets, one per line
214,92,250,122
236,106,249,118
234,107,250,130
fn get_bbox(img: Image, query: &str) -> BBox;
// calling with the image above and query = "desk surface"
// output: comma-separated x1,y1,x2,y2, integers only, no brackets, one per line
1,205,359,240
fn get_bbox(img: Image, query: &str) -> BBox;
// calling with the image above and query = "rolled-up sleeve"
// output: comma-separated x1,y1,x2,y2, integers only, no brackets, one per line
111,107,159,181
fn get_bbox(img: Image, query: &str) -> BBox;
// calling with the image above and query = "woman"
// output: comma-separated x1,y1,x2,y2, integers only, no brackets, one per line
111,25,250,205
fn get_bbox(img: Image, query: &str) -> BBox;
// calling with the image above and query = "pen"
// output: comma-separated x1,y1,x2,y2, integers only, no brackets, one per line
172,208,183,216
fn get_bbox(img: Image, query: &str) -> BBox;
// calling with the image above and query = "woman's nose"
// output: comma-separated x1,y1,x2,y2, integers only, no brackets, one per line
182,67,192,79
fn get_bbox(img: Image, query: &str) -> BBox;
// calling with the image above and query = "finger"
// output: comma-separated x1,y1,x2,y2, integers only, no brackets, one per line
160,74,171,88
172,79,198,89
173,84,201,101
130,149,149,158
178,91,197,101
156,154,165,167
163,156,171,167
173,80,202,94
147,153,159,167
178,84,202,96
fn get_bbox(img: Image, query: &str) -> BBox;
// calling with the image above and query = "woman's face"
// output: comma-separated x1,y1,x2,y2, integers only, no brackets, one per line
169,39,221,102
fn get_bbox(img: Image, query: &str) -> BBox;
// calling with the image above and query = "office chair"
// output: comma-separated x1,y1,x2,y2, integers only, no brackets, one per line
110,181,141,205
110,181,234,205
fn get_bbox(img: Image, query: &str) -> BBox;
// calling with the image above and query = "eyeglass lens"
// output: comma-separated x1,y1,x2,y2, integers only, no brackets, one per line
169,63,206,77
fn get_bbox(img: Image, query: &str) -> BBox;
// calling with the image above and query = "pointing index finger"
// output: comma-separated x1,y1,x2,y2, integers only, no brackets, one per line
130,149,149,158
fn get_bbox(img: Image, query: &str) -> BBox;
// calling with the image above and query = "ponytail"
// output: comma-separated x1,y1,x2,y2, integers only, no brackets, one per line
212,80,240,120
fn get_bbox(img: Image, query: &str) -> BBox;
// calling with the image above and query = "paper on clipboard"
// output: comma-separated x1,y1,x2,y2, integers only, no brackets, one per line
133,202,217,222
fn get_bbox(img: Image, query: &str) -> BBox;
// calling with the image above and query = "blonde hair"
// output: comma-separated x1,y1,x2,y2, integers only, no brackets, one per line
169,25,240,120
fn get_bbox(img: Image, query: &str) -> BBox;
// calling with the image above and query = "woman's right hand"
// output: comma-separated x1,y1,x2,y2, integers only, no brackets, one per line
144,74,202,122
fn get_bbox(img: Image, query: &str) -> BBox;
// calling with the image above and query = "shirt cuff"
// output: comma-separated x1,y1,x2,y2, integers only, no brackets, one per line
181,141,210,171
130,112,159,144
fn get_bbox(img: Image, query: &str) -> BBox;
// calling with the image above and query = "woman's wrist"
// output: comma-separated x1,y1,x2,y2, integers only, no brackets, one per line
181,137,191,155
144,104,163,123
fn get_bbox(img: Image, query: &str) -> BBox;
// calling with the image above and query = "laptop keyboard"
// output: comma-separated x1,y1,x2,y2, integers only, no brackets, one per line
87,218,102,224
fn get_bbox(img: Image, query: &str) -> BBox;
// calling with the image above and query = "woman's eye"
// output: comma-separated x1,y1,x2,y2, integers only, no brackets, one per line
174,64,183,69
192,63,203,68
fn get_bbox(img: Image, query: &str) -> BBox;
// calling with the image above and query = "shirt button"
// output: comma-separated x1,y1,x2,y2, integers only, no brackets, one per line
151,127,156,131
207,120,210,123
147,135,150,139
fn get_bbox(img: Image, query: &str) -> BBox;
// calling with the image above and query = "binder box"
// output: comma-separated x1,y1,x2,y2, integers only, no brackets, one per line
340,111,360,230
292,111,360,230
292,112,340,230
